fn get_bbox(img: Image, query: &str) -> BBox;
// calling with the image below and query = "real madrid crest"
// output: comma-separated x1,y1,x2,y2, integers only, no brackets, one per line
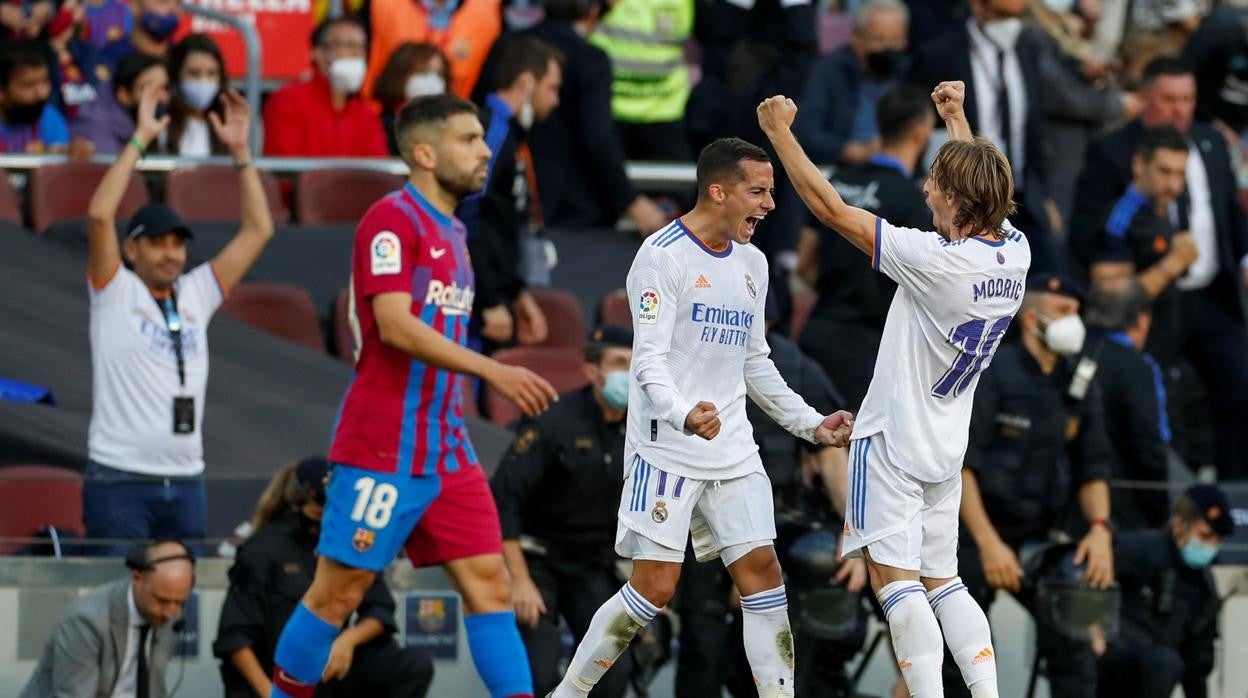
745,274,757,299
651,500,668,523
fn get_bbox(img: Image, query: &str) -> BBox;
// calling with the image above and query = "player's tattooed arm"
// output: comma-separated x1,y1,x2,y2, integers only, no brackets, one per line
931,81,973,143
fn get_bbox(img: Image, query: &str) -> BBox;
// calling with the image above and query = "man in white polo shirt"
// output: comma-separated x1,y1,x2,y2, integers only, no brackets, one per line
83,83,274,555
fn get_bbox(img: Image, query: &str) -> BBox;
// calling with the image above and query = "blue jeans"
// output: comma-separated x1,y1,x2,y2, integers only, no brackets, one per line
82,461,207,556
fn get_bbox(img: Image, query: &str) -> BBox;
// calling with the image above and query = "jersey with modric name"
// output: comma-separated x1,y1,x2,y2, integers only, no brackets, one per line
626,219,824,481
329,183,479,478
854,216,1031,484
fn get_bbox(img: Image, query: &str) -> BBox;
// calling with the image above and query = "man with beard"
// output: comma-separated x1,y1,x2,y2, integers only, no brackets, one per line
0,40,69,152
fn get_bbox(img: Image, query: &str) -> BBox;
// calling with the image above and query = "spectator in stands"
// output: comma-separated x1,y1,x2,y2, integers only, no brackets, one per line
795,0,910,166
262,16,388,158
796,84,932,410
215,457,433,697
82,84,274,554
1073,56,1248,480
101,0,182,68
70,51,167,155
0,40,70,153
463,36,561,351
588,0,695,162
1082,277,1172,533
43,0,108,122
167,33,230,157
373,42,449,156
480,0,670,235
19,540,195,698
0,0,52,38
361,0,499,99
81,0,132,50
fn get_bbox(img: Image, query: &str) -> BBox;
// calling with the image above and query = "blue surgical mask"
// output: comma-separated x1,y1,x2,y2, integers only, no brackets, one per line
601,370,629,410
139,11,180,40
1180,537,1220,569
180,79,218,111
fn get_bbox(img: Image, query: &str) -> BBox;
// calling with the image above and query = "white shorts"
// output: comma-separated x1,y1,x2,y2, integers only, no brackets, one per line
615,455,775,567
841,433,961,578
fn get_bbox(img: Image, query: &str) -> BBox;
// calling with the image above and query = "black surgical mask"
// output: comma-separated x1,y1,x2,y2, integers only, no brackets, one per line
865,49,906,78
5,100,46,125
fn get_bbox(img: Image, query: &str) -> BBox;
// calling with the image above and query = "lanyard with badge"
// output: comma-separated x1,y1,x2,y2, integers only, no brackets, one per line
155,293,194,434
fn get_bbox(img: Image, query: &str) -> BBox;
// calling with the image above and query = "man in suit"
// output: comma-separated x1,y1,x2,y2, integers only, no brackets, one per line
909,0,1057,273
21,540,195,698
1071,56,1248,480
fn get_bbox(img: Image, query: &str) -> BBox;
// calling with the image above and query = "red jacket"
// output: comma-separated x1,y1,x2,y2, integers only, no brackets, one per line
263,72,388,157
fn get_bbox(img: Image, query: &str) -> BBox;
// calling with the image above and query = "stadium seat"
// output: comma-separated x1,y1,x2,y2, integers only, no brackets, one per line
295,169,404,224
458,374,480,418
333,288,356,363
0,171,21,225
484,346,589,427
28,162,149,233
598,288,632,328
530,287,588,349
790,289,816,341
219,282,326,353
165,165,288,223
0,465,83,555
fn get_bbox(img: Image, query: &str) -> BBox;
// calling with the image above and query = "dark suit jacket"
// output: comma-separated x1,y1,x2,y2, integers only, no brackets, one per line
20,579,176,698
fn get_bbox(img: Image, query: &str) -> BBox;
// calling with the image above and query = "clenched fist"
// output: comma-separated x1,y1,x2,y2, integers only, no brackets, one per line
757,96,798,136
931,81,966,122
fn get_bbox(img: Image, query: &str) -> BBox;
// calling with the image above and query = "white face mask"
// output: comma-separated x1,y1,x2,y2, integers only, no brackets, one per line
180,78,218,111
1038,313,1086,356
518,88,535,129
404,72,445,100
1042,0,1075,12
328,56,367,94
981,17,1023,49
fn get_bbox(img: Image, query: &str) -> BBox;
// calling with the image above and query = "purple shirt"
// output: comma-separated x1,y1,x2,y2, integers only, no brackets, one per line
70,90,134,154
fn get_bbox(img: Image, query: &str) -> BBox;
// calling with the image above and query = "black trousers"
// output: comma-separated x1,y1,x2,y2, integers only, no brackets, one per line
1097,635,1185,698
521,555,632,698
616,120,693,162
220,641,433,698
1181,282,1248,479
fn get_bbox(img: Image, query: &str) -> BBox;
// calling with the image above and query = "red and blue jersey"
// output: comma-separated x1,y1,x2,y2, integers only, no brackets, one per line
329,183,478,477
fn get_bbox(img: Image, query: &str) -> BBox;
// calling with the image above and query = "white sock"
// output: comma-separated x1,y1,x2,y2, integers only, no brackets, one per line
878,580,945,698
551,582,658,698
739,584,796,697
927,578,998,698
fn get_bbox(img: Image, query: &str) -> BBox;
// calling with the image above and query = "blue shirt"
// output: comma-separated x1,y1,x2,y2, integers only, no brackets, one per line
0,104,70,153
1105,331,1172,444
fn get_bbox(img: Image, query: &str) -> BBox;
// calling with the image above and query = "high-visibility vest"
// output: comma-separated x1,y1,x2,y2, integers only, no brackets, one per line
589,0,694,124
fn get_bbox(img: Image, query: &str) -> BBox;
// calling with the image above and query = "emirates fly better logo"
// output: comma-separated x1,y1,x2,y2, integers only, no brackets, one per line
637,288,660,325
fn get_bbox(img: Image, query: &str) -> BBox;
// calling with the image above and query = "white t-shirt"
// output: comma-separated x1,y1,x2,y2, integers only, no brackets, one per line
625,219,824,480
177,118,212,158
854,217,1031,483
88,263,224,476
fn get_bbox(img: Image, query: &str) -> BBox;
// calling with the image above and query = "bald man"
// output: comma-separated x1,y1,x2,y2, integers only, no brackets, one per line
21,540,196,698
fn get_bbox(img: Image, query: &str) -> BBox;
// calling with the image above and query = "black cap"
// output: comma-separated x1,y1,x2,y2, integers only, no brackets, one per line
125,203,193,241
589,325,633,349
294,456,330,506
1026,273,1084,303
1184,484,1234,538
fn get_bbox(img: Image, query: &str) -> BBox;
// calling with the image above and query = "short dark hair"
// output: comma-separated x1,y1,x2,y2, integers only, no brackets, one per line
1084,278,1151,331
1141,56,1193,86
1136,125,1188,161
877,83,933,145
311,16,366,50
695,137,770,197
394,94,479,164
114,52,166,94
492,37,565,92
0,41,49,90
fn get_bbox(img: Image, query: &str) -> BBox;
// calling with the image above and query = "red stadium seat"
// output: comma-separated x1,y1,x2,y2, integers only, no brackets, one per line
0,465,83,555
165,165,288,223
598,288,632,328
28,162,149,233
333,288,356,363
484,346,589,427
0,170,22,225
219,282,326,352
295,169,404,224
529,287,587,349
790,289,816,340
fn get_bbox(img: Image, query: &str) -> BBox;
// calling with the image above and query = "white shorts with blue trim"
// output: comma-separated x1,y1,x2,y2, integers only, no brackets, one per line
841,433,961,578
615,454,776,566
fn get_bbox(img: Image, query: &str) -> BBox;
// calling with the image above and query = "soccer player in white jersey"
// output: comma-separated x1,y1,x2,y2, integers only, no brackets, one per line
548,138,855,698
758,82,1030,698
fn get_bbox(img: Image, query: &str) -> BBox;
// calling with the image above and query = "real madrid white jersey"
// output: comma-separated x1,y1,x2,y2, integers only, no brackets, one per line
854,217,1031,483
625,219,825,480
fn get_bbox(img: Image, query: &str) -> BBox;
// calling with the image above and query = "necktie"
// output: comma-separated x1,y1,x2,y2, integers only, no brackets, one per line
997,47,1012,162
135,624,150,698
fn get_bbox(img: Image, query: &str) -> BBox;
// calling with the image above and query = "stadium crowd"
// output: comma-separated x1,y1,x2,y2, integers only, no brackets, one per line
3,0,1248,696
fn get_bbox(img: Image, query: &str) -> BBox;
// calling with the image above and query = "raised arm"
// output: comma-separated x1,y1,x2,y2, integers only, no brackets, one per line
207,90,275,294
931,80,973,143
757,96,877,256
86,83,167,286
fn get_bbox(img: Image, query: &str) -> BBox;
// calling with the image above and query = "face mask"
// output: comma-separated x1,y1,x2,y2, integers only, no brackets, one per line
5,100,46,125
404,72,445,100
865,49,906,78
1180,537,1219,569
1037,313,1086,356
328,56,366,94
1042,0,1075,12
297,512,321,538
139,11,180,40
47,8,77,38
601,370,629,410
180,79,218,111
981,17,1023,49
518,93,535,129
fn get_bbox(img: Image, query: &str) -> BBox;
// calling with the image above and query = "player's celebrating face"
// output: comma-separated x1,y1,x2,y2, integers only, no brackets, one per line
395,95,492,200
694,137,776,245
922,137,1015,241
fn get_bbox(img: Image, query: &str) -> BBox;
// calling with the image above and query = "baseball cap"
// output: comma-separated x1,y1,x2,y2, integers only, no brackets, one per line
589,325,633,349
1184,483,1234,538
1026,273,1084,303
294,456,330,506
126,203,193,241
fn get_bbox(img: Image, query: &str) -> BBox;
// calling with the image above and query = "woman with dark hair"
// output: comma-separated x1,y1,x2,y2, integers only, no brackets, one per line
168,33,229,156
214,457,434,698
372,41,448,155
69,50,167,153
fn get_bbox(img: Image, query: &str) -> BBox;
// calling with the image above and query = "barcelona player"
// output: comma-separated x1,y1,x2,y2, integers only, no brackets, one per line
269,95,558,698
